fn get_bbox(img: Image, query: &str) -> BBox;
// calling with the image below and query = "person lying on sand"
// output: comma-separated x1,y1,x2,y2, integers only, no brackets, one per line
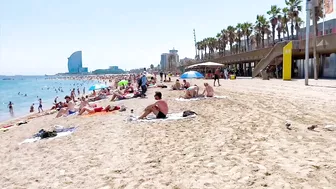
78,105,120,115
79,96,90,110
89,90,97,97
55,96,77,118
200,83,214,97
182,80,190,89
180,85,199,99
110,85,137,101
139,91,168,119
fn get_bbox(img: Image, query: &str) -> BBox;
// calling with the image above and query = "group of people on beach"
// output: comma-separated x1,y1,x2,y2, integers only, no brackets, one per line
7,70,218,120
47,72,168,119
171,79,214,99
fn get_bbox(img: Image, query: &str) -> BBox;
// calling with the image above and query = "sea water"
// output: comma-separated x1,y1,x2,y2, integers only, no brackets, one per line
0,76,96,122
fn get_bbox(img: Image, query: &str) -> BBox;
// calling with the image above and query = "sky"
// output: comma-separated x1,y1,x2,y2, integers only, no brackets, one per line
0,0,335,75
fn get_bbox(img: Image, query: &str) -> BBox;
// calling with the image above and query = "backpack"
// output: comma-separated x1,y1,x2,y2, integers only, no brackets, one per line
182,110,197,117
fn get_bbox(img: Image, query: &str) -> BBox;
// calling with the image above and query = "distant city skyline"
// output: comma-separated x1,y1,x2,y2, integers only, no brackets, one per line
0,0,335,75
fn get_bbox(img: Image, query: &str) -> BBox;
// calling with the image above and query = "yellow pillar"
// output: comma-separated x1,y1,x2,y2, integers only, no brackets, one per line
283,41,293,80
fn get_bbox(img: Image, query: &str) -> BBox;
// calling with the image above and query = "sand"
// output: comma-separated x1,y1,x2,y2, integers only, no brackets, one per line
1,78,336,189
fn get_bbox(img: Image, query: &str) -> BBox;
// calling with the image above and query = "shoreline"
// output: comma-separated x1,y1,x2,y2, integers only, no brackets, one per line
0,77,103,124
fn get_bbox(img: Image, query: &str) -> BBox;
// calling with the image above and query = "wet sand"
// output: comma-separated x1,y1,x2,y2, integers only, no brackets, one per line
1,78,336,189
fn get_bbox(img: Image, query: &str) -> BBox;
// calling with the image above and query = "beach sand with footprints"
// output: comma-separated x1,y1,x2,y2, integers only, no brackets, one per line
1,78,336,189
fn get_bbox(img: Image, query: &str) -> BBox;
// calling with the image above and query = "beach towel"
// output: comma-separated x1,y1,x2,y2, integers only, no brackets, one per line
19,126,77,145
175,95,227,101
127,112,196,122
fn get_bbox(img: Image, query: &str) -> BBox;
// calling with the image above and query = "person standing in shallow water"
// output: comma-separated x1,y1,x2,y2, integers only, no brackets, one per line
8,101,14,115
38,98,43,113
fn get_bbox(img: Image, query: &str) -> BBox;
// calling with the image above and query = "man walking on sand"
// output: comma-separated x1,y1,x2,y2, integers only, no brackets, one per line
214,67,221,86
140,73,148,98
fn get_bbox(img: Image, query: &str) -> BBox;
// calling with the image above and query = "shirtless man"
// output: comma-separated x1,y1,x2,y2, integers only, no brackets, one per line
182,79,190,89
201,83,214,97
181,85,199,99
139,91,168,119
172,79,182,90
56,96,77,118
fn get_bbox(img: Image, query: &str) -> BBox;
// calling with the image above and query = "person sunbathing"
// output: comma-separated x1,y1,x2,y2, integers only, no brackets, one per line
110,83,137,101
172,79,182,90
56,96,77,118
89,90,97,97
78,105,120,115
182,80,190,89
180,85,199,99
79,96,90,110
139,91,168,119
200,83,214,97
124,83,134,93
88,93,107,102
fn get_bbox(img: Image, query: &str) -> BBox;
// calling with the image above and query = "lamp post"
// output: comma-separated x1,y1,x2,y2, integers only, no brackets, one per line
304,0,312,85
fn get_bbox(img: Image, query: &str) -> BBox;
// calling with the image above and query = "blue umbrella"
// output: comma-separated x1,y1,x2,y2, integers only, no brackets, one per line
180,71,204,79
89,84,107,91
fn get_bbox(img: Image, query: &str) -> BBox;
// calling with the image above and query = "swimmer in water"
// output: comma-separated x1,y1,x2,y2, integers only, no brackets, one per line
30,104,34,113
8,101,14,115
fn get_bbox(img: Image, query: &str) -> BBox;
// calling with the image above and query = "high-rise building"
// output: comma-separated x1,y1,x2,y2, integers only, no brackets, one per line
67,51,88,74
160,48,179,70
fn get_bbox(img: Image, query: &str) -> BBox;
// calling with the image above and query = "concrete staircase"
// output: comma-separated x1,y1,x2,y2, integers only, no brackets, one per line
252,42,288,78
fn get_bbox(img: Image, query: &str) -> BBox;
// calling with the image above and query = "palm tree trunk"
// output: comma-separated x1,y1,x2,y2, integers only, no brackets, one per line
261,33,265,48
291,20,294,39
286,24,290,39
272,26,275,44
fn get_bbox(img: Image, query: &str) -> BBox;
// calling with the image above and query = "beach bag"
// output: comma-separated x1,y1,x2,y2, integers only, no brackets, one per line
182,110,197,117
38,129,57,139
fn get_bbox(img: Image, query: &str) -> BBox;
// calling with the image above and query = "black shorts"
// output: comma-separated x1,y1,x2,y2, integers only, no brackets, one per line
157,111,167,119
214,75,219,80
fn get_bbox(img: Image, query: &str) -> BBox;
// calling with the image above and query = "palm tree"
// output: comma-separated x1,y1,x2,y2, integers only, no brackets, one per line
286,0,302,39
207,37,217,57
267,5,281,44
281,7,290,39
220,29,228,55
226,26,236,54
196,41,202,59
236,23,243,53
242,22,253,51
295,17,304,39
202,38,209,59
256,15,269,48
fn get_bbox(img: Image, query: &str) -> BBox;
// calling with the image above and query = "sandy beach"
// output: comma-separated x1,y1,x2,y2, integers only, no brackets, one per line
1,78,336,189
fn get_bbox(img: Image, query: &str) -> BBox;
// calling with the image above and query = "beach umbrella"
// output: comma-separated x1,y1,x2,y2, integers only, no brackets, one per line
118,80,128,86
180,71,204,79
89,84,107,91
